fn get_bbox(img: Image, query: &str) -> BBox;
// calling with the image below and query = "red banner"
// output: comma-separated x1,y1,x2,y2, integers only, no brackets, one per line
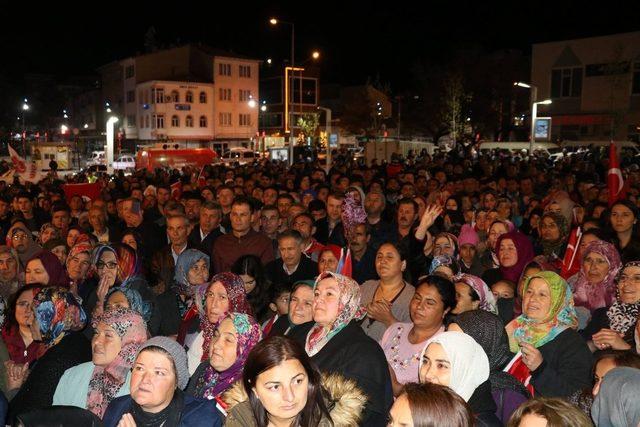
62,183,102,203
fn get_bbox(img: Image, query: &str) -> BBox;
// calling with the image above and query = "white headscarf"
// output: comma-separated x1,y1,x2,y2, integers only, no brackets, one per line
420,331,490,401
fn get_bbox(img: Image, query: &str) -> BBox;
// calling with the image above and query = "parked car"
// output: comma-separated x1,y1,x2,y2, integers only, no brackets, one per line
113,155,136,170
221,148,259,165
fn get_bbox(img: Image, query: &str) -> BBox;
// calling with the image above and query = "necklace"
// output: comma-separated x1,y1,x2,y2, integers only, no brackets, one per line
387,325,421,370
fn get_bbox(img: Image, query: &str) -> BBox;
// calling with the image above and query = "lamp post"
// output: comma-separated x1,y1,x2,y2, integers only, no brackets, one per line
317,106,332,172
531,99,552,154
514,82,540,156
21,99,30,157
270,18,295,166
106,116,119,174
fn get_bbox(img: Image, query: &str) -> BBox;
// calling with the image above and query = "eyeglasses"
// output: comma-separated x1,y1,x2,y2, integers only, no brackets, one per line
12,233,28,241
619,274,640,284
96,261,118,270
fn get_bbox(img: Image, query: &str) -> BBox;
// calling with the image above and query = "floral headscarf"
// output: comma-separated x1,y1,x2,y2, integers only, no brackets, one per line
433,232,459,258
173,249,210,295
570,240,621,312
86,308,147,417
305,271,367,357
91,244,140,286
194,312,262,400
607,261,640,335
104,286,152,323
506,271,578,352
66,242,93,282
453,274,498,314
496,231,535,283
37,223,59,245
195,272,252,361
539,212,569,257
33,286,87,348
27,250,70,287
429,254,459,276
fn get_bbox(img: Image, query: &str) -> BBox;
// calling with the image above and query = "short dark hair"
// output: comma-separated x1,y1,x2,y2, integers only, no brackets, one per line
276,193,295,203
231,196,254,213
397,197,418,213
51,202,70,214
507,397,593,427
261,204,279,216
307,199,326,213
201,201,222,213
416,275,456,313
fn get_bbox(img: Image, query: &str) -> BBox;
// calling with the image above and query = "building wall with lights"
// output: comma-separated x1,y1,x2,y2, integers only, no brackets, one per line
532,31,640,142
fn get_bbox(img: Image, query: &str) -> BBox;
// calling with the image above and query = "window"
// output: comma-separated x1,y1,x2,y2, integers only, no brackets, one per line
171,90,180,103
186,91,193,103
125,65,135,79
152,88,165,104
140,115,144,128
186,115,194,127
239,113,251,126
219,88,232,101
199,116,207,127
219,112,232,126
171,115,180,127
239,65,251,78
239,90,252,102
199,91,207,103
218,63,231,76
633,62,640,95
127,114,136,128
126,90,135,103
154,114,165,129
145,115,149,128
551,67,582,98
138,90,143,104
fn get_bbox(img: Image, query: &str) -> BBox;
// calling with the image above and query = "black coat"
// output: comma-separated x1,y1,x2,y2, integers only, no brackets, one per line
352,245,378,285
8,333,92,424
468,380,502,427
264,256,318,289
290,321,393,427
529,328,593,398
188,226,223,267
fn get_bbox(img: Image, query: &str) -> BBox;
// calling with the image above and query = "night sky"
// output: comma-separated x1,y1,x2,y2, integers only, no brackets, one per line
2,0,640,91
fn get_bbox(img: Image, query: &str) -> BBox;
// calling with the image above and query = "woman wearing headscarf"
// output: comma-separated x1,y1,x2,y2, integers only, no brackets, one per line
484,231,535,287
84,243,157,334
584,261,640,352
419,331,501,426
66,242,93,300
0,246,23,301
290,271,392,427
448,310,530,423
158,249,209,340
186,272,252,375
7,221,40,269
591,367,640,427
102,286,152,323
451,274,498,316
25,250,69,287
1,284,46,365
505,271,592,398
479,219,513,271
568,240,622,329
37,223,59,246
535,212,570,272
428,254,460,280
53,308,147,418
187,312,261,400
7,287,90,424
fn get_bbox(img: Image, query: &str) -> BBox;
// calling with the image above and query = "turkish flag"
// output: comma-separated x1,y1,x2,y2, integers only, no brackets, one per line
62,182,102,202
170,181,182,200
608,142,626,207
560,227,582,279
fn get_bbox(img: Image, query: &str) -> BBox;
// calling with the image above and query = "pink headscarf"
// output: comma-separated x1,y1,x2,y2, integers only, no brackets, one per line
570,240,621,313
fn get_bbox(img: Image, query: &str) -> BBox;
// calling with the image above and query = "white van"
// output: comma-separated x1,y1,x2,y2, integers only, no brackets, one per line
221,148,258,165
87,151,105,166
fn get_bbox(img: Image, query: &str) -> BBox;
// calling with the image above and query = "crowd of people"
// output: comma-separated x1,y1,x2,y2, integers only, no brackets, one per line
0,145,637,426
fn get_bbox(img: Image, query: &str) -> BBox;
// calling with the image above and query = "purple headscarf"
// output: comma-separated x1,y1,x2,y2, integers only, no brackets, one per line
496,231,535,283
27,250,69,287
453,273,498,314
193,312,261,399
570,240,621,313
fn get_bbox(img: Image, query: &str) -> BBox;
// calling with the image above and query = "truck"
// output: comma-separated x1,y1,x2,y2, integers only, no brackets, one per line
135,147,218,171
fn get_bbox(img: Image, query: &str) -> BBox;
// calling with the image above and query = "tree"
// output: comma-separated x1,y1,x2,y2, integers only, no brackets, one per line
296,113,319,144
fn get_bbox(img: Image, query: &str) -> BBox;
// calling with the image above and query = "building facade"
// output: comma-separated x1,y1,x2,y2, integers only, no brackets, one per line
532,31,640,142
97,44,260,147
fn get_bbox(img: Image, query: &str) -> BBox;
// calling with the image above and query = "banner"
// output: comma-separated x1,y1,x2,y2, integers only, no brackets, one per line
5,145,43,183
62,182,102,202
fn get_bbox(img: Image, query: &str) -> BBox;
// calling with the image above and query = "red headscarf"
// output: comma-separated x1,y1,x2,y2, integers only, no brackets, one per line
27,250,69,287
496,231,535,283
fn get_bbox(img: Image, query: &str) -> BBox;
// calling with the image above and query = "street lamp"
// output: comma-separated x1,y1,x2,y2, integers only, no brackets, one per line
317,106,332,172
21,99,30,157
106,116,119,173
269,17,295,166
514,81,539,156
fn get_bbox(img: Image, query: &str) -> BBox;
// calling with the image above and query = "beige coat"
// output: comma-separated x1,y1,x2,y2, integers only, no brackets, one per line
223,372,367,427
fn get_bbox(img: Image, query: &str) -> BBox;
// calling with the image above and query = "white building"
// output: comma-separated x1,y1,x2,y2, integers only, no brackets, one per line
98,44,260,146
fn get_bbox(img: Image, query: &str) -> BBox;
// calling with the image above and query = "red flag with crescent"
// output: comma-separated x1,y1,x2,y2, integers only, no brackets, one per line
607,142,626,207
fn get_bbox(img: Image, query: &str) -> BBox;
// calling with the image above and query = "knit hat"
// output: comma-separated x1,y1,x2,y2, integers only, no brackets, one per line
137,336,189,390
458,224,479,247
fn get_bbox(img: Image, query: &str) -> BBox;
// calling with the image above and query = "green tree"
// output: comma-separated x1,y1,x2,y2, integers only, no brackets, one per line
297,113,319,144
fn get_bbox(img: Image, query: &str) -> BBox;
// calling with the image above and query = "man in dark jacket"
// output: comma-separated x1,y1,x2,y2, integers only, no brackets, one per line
350,223,378,284
151,214,194,295
122,197,163,261
265,230,318,289
187,201,224,259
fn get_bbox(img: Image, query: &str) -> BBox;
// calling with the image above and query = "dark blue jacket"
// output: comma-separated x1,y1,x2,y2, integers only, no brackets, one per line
102,394,222,427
